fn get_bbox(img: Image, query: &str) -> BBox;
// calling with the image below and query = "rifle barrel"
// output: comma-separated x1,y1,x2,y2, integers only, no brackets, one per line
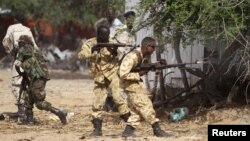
95,43,138,47
132,62,200,72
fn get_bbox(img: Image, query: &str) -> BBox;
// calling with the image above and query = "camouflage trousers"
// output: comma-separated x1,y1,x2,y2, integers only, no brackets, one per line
92,73,129,119
123,80,159,128
24,79,53,111
11,64,25,105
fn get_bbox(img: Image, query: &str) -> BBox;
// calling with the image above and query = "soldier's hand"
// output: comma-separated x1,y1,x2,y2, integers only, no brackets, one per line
139,70,148,76
14,60,22,67
157,59,167,65
91,47,100,53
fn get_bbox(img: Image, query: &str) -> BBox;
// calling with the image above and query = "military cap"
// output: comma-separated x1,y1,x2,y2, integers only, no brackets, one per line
124,11,135,18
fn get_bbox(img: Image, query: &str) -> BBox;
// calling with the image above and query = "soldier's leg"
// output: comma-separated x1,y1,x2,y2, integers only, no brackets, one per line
109,73,130,121
121,99,141,137
21,89,35,124
126,82,170,137
103,88,116,112
31,79,67,124
10,66,25,118
91,82,107,136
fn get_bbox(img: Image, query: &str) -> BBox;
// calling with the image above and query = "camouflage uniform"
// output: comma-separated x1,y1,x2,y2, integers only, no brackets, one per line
119,48,159,128
16,44,50,110
111,24,136,61
78,38,130,119
15,41,67,124
2,23,38,106
110,24,137,105
78,38,98,76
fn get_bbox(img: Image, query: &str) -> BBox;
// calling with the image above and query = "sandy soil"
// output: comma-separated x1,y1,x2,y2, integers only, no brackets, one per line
0,70,249,141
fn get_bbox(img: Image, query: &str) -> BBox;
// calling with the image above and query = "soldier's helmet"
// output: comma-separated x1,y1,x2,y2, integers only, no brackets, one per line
14,14,26,24
18,35,33,46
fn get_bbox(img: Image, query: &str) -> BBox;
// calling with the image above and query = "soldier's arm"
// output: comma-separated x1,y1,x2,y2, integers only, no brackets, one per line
119,53,141,81
78,39,97,61
99,39,118,58
2,26,14,53
28,29,39,50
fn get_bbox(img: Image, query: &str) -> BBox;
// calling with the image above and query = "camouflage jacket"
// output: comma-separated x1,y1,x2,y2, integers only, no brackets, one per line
78,38,98,75
78,38,119,84
119,48,142,82
16,44,49,81
111,24,137,60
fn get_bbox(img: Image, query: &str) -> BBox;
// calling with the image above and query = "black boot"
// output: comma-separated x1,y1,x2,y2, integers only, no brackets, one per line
120,112,131,122
0,113,4,120
152,122,171,137
9,104,26,119
50,107,67,124
103,96,117,112
17,104,26,118
23,109,35,125
90,118,102,136
122,125,135,137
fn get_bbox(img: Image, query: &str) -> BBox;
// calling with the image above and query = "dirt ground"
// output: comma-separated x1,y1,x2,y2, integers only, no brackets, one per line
0,69,249,141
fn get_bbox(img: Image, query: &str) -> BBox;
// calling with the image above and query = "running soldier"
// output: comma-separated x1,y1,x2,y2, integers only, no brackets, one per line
15,35,67,125
2,14,38,119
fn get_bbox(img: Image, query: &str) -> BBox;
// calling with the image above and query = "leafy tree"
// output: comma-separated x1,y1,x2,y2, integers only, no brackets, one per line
137,0,250,86
0,0,125,26
135,0,250,105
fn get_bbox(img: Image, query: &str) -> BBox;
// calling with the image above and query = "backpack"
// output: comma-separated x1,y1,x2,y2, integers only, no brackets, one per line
18,44,49,81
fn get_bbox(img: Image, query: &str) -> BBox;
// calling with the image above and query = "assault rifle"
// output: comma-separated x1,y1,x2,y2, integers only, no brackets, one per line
91,43,139,53
131,61,204,72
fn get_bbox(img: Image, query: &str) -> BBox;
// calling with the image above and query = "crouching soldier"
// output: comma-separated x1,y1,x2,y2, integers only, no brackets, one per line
119,37,171,137
15,35,67,125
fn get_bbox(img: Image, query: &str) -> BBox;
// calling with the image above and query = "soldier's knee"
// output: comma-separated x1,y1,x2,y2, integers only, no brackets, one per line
32,90,46,101
36,101,52,111
92,105,102,112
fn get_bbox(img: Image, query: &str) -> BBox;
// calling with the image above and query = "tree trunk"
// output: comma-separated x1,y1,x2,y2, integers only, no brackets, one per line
155,45,167,101
173,28,190,90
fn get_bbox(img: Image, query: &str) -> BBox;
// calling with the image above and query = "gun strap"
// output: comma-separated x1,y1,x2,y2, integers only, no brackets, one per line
117,49,142,77
118,46,138,65
133,49,142,66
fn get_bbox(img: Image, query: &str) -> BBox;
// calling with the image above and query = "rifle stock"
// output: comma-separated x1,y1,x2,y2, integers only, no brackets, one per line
91,43,139,52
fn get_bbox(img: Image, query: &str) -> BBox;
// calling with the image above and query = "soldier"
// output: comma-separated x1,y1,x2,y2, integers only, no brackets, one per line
78,25,131,136
106,7,123,35
103,11,138,111
2,14,38,119
119,37,171,137
14,35,67,125
111,10,137,61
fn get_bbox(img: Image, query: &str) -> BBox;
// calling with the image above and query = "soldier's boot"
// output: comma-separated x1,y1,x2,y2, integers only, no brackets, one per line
24,109,35,125
152,122,171,137
90,118,102,136
103,96,117,112
122,125,135,137
50,107,67,124
0,113,5,120
17,104,26,118
9,104,26,119
120,112,131,122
